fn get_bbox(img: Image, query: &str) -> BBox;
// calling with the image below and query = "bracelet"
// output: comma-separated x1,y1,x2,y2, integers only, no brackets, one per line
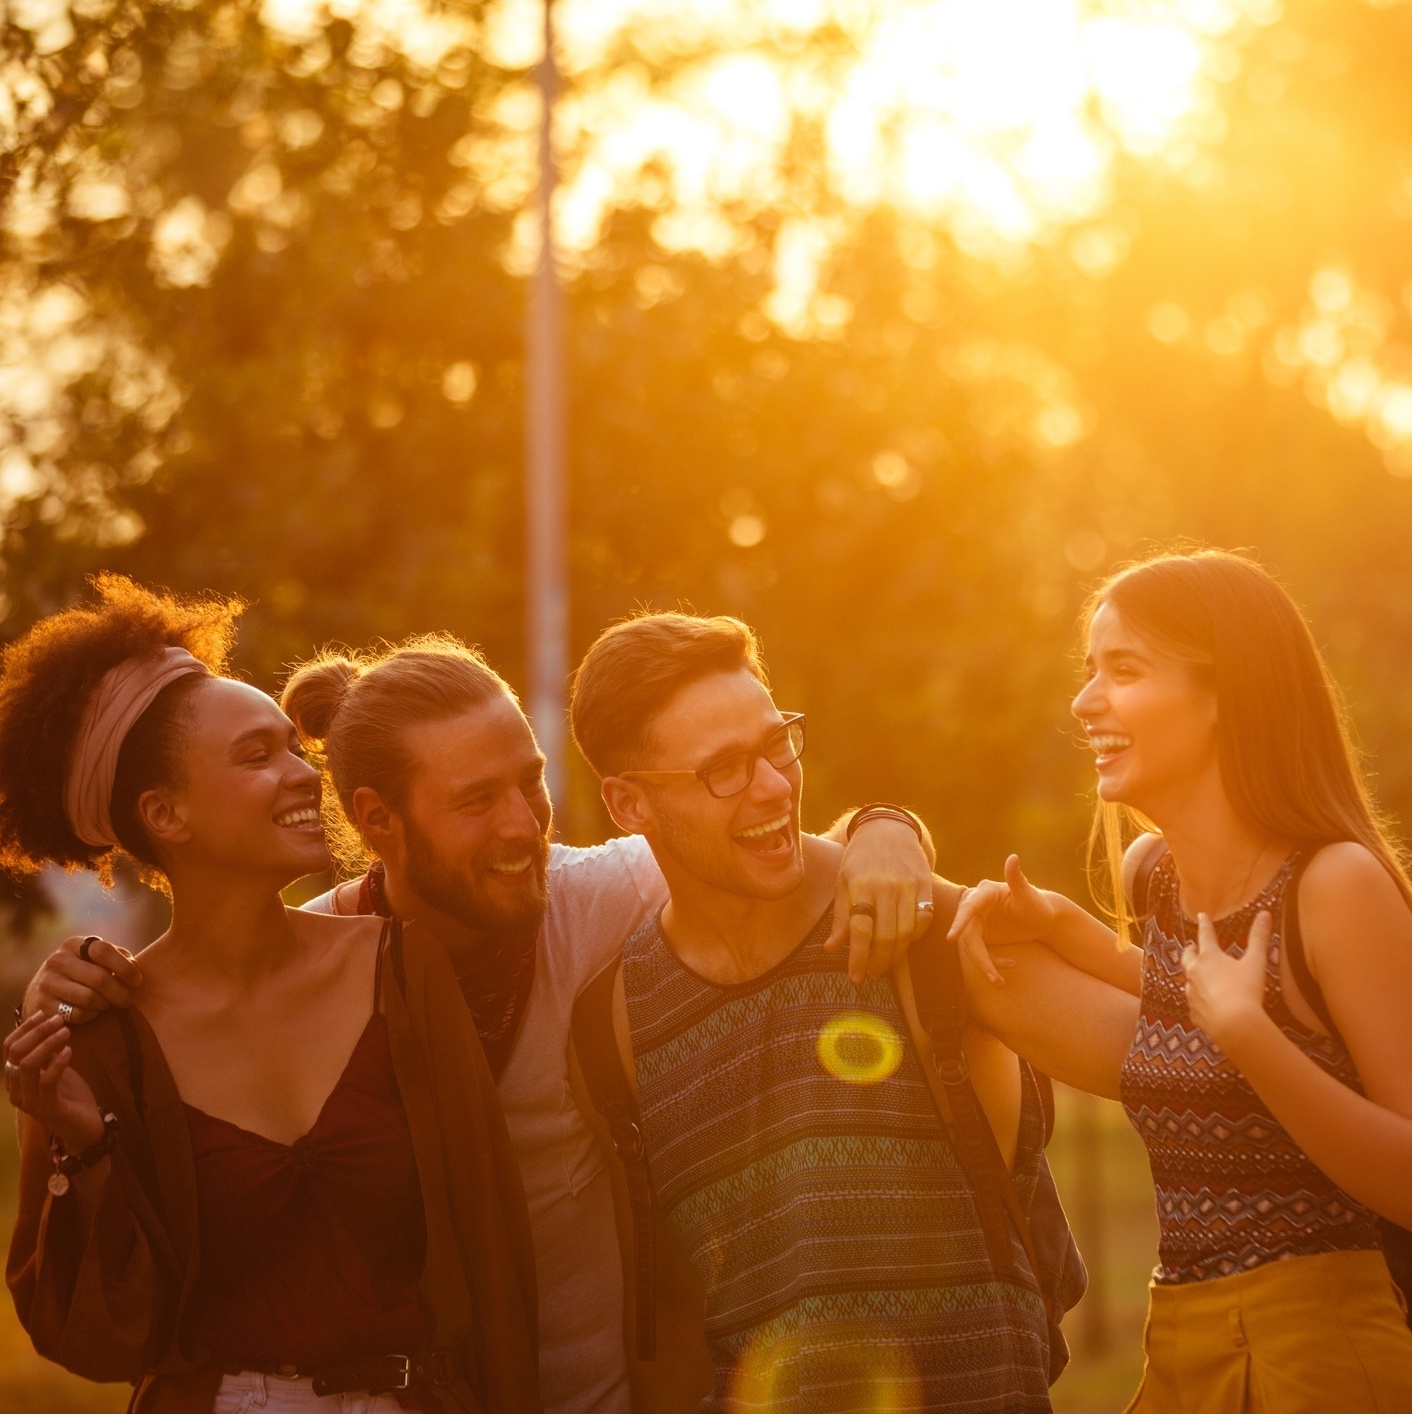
48,1112,118,1196
846,803,925,844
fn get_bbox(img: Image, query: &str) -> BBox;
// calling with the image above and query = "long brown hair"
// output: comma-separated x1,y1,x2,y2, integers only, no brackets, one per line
1083,549,1412,938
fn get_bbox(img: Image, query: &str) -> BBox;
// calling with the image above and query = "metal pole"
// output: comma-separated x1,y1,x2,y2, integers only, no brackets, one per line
526,0,568,806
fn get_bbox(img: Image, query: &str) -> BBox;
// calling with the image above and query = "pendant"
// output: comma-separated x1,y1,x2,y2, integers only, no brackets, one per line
47,1171,69,1197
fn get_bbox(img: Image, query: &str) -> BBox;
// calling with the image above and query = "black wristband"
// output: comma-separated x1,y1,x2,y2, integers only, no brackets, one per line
50,1112,118,1177
846,803,924,844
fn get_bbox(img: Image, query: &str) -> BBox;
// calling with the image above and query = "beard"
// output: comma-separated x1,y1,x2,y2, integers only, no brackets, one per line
402,814,550,938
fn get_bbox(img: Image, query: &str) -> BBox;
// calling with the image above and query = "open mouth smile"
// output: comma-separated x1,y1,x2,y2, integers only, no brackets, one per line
733,813,795,859
1088,732,1133,767
274,806,323,832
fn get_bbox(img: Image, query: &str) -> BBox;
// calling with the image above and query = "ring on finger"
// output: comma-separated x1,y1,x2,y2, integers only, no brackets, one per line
915,900,935,915
56,1002,74,1023
78,936,101,965
4,1061,19,1083
849,902,877,921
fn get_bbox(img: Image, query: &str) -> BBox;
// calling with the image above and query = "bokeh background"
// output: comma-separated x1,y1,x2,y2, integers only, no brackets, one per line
2,0,1411,1408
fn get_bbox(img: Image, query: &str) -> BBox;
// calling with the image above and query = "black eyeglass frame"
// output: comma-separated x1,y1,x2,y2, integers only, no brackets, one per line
619,712,806,799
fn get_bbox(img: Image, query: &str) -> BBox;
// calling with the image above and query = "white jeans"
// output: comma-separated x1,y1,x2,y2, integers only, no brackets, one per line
212,1370,407,1413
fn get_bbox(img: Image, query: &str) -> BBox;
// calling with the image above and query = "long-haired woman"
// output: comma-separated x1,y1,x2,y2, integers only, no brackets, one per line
0,576,542,1413
951,548,1412,1412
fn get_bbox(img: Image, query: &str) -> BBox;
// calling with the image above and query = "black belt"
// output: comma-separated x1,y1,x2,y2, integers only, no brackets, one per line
226,1349,464,1397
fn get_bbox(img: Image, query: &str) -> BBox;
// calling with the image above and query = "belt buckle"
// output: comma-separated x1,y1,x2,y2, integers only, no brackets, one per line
385,1354,412,1391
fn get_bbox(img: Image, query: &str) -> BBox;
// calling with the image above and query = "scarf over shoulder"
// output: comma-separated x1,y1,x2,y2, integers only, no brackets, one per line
6,921,542,1414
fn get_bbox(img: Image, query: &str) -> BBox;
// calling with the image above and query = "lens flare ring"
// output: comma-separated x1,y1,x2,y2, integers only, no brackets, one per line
815,1010,904,1086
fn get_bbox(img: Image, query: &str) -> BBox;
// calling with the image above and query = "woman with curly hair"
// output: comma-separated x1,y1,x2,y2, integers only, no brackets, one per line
0,575,542,1414
951,549,1412,1412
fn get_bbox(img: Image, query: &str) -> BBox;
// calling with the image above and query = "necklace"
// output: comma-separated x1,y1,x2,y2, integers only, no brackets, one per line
1175,840,1275,948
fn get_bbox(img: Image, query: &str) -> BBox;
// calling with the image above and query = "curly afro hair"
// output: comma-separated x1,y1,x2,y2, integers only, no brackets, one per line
0,573,242,879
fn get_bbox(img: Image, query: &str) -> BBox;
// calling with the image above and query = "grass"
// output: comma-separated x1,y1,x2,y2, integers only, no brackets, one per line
1047,1089,1158,1414
0,1088,1157,1414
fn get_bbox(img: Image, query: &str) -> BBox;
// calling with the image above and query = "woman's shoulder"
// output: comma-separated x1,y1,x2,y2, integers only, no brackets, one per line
1121,831,1167,908
1297,840,1412,968
1298,841,1409,916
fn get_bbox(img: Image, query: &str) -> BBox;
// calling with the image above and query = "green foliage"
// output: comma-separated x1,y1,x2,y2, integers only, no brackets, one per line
2,0,1412,893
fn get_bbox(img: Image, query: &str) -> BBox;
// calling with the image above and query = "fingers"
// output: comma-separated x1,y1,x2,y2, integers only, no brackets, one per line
866,887,908,980
33,938,139,1020
1244,909,1273,961
5,1015,71,1116
947,880,999,941
1193,912,1223,962
823,876,851,954
1004,854,1032,896
846,908,875,986
77,937,142,991
958,915,1006,986
5,1013,66,1066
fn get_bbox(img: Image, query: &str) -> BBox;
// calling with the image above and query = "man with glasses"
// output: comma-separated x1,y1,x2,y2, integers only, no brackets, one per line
569,611,1067,1412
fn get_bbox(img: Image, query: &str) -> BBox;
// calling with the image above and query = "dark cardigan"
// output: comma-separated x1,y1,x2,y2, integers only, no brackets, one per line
7,921,542,1414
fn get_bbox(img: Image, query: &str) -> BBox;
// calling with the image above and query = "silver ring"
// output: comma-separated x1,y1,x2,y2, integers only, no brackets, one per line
4,1061,19,1083
915,900,935,914
56,1002,73,1023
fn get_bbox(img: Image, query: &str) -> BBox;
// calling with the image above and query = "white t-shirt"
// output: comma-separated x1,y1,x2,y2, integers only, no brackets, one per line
304,837,665,1414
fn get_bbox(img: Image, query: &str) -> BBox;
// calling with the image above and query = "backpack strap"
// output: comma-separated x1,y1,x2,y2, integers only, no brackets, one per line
1280,851,1340,1041
1130,837,1170,920
907,903,1056,1321
571,957,657,1359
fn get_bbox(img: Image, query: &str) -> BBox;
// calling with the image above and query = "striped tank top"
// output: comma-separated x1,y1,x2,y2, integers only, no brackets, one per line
1119,850,1382,1285
622,906,1054,1413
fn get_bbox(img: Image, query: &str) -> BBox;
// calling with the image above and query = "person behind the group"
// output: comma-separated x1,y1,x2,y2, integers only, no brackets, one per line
951,548,1412,1412
29,632,937,1414
0,577,541,1414
568,610,1088,1413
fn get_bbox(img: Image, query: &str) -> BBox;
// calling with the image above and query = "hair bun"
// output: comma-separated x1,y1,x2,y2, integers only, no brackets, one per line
281,655,362,742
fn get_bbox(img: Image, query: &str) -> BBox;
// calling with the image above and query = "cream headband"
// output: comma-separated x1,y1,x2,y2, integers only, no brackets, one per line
63,645,210,850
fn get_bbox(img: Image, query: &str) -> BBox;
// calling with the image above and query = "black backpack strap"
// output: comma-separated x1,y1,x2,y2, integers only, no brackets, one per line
1130,837,1169,919
1280,851,1340,1040
1279,847,1412,1328
908,923,1055,1322
571,957,657,1359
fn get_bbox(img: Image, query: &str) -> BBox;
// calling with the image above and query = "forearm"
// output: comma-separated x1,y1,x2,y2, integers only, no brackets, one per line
1225,1016,1412,1228
1037,893,1142,996
967,942,1138,1100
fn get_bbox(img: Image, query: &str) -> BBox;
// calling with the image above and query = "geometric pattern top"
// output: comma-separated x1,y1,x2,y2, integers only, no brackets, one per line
1119,850,1382,1285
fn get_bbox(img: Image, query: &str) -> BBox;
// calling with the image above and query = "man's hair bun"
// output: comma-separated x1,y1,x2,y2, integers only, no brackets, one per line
281,654,363,744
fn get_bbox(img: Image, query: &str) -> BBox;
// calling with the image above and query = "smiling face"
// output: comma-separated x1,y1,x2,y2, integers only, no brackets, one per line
1070,601,1221,817
395,694,552,936
627,667,805,901
159,678,331,882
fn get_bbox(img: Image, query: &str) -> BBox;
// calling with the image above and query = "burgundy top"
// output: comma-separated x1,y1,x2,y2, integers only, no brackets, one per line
183,1011,429,1370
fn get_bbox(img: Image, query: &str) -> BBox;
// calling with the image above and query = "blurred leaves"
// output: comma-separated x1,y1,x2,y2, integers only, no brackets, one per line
0,0,1411,889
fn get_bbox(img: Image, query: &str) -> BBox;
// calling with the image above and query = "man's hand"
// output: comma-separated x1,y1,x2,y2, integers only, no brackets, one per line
948,856,1057,987
23,935,143,1025
825,818,934,983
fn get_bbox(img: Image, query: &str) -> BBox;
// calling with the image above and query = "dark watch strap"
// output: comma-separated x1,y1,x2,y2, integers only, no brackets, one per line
846,803,924,843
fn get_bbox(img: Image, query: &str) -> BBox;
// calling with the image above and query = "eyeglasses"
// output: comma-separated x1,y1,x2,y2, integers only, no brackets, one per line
620,713,806,799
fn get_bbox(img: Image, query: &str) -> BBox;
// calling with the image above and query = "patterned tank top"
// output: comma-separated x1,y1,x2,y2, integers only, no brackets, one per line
622,906,1056,1413
1119,849,1383,1285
